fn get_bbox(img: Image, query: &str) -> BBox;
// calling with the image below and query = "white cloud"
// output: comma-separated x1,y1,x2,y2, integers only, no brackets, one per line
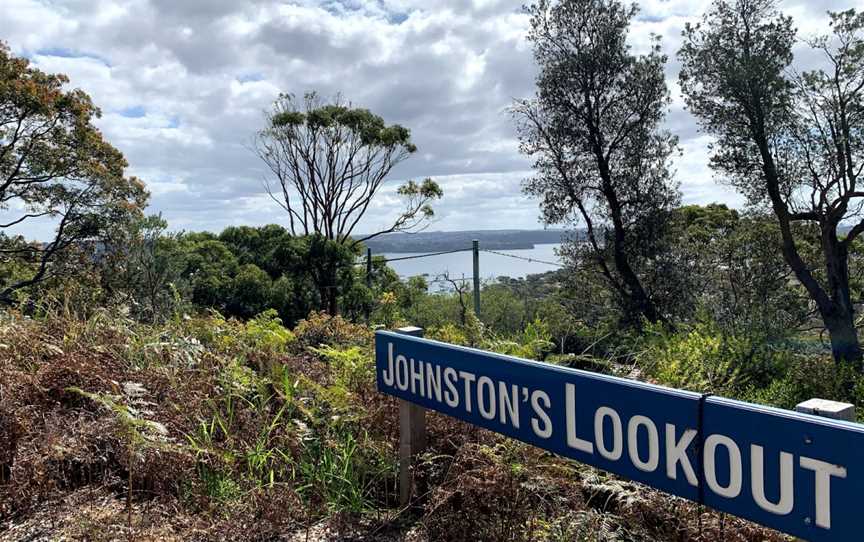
3,0,862,240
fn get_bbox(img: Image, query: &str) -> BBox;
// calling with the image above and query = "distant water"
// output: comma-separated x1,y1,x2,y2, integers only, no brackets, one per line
378,243,562,283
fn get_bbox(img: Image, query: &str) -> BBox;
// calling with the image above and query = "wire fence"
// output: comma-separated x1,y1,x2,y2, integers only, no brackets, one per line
480,248,564,268
355,240,566,316
360,246,564,269
361,243,564,287
372,247,474,263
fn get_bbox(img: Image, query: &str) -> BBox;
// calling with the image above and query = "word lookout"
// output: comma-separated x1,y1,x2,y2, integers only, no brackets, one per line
376,331,864,542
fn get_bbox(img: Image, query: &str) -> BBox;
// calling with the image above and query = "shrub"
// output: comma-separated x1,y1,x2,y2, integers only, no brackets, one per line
746,356,864,420
294,310,370,348
641,322,787,397
374,290,402,329
243,309,296,354
428,323,469,346
310,345,375,391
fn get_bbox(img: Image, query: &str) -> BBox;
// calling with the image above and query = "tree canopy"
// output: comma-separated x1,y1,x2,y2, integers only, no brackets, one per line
680,1,864,363
0,42,148,302
515,0,680,326
253,92,442,246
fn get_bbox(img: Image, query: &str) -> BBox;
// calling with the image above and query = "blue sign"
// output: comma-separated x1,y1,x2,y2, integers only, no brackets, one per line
376,330,864,541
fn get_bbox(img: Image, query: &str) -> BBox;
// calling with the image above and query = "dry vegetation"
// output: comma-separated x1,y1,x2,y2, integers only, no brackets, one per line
0,307,790,541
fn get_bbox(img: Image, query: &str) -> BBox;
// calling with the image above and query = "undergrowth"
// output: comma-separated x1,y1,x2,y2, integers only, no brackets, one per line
0,306,791,541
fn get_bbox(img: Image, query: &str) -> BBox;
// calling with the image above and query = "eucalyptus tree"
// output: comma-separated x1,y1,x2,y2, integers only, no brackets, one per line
253,92,442,314
0,43,148,303
679,2,864,363
253,92,442,246
514,0,680,326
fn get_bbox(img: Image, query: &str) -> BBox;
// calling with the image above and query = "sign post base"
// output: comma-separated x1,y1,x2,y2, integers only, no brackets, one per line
395,326,426,506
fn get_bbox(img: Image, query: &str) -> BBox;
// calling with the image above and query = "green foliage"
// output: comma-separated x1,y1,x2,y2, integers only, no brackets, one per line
636,313,864,420
229,264,273,319
0,43,149,303
103,215,190,322
643,323,748,395
244,309,296,354
484,318,554,360
311,345,374,390
517,0,679,327
0,288,832,541
480,282,533,336
373,291,401,329
428,313,552,361
92,223,376,327
679,2,864,364
641,321,792,398
68,383,170,451
428,323,469,346
294,423,391,514
254,91,441,319
748,357,864,420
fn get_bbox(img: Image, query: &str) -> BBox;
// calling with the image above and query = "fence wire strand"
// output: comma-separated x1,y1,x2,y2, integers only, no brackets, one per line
357,245,564,271
480,248,564,268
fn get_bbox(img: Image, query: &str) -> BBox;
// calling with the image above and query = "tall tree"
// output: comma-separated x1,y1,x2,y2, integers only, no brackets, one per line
0,42,148,303
679,1,864,363
514,0,680,326
253,92,442,314
253,92,442,246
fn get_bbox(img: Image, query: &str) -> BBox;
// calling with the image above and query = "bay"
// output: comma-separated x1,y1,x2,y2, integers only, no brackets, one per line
377,243,563,284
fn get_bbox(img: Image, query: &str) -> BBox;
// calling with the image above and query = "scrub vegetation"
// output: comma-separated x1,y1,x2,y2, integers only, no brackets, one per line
0,304,788,541
3,0,864,540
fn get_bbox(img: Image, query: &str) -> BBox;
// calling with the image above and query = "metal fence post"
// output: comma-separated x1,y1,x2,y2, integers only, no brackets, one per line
472,239,480,316
365,248,372,323
396,326,426,506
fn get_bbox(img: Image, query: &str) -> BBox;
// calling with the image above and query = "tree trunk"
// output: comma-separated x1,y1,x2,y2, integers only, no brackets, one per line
317,264,339,316
326,288,338,316
598,157,662,326
745,115,864,364
613,243,661,325
824,310,862,364
821,228,862,364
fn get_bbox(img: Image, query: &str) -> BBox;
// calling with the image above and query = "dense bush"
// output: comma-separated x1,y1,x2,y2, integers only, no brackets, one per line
0,309,790,541
0,308,393,538
748,357,864,420
294,310,371,349
640,321,790,396
637,320,864,423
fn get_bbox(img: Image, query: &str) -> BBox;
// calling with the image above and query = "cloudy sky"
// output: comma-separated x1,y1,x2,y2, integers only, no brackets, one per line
2,0,859,237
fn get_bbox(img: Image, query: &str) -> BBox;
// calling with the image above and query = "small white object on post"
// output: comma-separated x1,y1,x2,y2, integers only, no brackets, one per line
395,326,426,506
795,398,856,422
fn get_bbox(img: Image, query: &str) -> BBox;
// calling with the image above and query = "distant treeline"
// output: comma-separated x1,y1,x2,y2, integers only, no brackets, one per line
363,229,581,253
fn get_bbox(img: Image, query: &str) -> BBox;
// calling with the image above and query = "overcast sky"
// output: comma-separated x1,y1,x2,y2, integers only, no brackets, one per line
2,0,860,237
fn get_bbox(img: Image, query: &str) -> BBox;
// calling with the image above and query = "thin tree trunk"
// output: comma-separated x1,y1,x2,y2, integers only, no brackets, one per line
824,311,862,364
821,228,861,363
754,128,862,364
327,288,338,316
598,157,662,326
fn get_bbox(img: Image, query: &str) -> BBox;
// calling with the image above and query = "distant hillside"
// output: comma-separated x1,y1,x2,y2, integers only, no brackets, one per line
362,229,582,253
